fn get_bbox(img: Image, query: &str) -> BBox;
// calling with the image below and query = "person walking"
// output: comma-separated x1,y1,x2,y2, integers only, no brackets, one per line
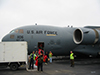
70,51,74,67
49,51,53,63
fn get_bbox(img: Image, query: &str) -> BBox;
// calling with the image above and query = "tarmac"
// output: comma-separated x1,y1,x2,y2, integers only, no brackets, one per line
0,58,100,75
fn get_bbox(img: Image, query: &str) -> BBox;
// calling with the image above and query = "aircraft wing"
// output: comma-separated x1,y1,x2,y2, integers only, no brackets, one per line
84,26,100,29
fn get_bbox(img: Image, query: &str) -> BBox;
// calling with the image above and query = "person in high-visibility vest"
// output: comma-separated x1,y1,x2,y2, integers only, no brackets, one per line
70,51,74,67
49,51,53,63
29,51,35,69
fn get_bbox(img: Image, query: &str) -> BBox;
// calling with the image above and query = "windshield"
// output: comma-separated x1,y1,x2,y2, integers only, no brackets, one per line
10,29,23,33
10,30,15,33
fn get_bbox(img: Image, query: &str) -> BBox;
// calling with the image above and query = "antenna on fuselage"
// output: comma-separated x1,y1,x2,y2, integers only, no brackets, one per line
71,26,73,28
35,23,37,25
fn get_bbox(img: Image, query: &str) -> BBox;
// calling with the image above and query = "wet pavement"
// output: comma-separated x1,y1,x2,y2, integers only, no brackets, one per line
0,58,100,75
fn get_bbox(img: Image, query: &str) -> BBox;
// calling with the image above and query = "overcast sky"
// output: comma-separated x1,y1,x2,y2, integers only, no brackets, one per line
0,0,100,41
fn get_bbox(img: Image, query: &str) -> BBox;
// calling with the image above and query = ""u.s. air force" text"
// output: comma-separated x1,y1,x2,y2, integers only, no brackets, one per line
27,30,58,35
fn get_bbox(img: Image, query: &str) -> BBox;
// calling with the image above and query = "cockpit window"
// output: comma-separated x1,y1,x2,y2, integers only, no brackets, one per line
10,30,15,33
10,35,14,39
15,30,18,33
19,29,24,33
10,29,24,33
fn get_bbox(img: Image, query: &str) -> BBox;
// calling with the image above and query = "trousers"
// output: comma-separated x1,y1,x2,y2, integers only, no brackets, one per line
29,59,34,69
49,57,52,63
38,62,43,71
70,59,74,67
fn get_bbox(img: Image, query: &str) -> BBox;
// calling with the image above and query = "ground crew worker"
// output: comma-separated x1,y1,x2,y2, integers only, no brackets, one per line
70,51,74,67
37,53,43,71
49,51,53,63
29,51,35,69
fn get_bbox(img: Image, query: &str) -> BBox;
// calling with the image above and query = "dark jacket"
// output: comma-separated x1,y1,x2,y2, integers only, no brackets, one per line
38,55,43,63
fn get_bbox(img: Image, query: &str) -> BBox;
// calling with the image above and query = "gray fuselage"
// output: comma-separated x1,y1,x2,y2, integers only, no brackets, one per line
2,25,100,57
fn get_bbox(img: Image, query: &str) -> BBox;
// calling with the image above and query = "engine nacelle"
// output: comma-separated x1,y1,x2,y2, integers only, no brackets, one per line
73,28,100,45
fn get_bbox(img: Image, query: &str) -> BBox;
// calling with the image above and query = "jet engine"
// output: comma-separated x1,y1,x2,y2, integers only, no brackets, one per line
73,28,100,45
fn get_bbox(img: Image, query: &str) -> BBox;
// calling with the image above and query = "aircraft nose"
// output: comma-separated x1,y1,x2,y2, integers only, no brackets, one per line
2,34,11,41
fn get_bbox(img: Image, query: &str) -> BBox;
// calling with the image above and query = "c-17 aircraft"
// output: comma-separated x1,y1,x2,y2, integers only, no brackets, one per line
2,25,100,57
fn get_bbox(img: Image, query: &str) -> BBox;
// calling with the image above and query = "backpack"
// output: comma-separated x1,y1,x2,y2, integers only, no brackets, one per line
38,56,43,63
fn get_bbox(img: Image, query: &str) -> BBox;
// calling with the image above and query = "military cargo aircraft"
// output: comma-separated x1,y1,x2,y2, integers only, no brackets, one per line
2,25,100,57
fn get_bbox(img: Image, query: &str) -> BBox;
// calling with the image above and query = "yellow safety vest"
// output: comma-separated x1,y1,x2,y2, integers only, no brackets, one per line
30,53,35,60
49,53,52,57
70,53,74,59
